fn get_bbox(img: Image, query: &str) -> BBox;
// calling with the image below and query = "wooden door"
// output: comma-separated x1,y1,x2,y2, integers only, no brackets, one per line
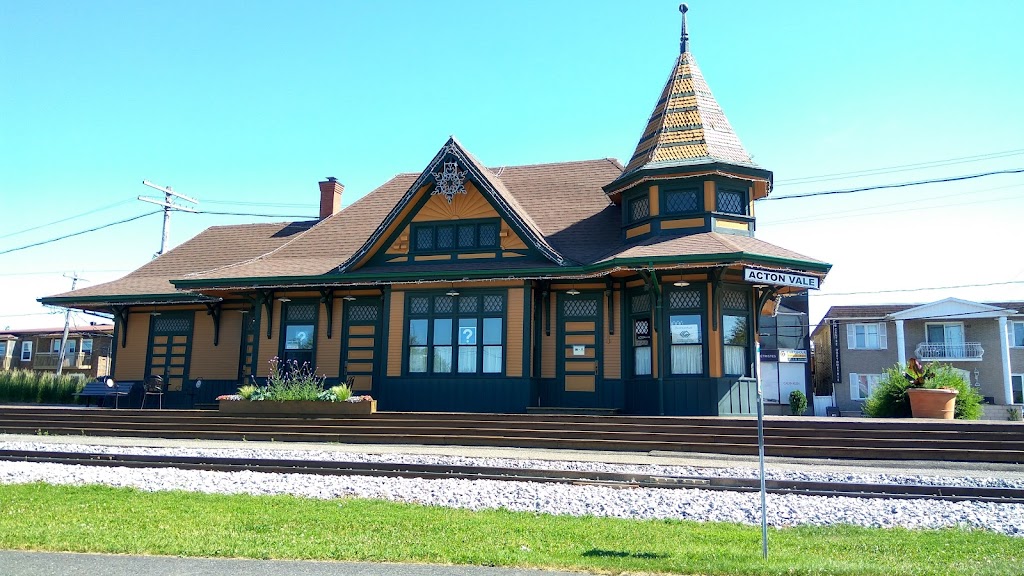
343,298,382,395
147,313,194,392
558,293,602,394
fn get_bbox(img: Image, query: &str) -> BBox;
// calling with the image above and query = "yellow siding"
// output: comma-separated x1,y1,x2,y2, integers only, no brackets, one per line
456,252,497,260
565,360,596,372
625,222,651,239
255,302,282,377
565,374,595,392
704,180,715,212
414,254,452,261
348,349,374,360
506,288,523,378
752,180,768,200
715,219,749,231
565,334,596,345
350,325,375,336
353,184,431,270
349,337,375,348
113,312,150,381
386,231,409,255
387,291,404,377
316,298,342,378
190,309,243,380
413,183,500,221
500,224,527,250
565,321,595,332
649,185,660,216
708,284,722,377
661,217,704,230
351,375,372,391
346,362,374,373
604,291,621,380
541,296,555,378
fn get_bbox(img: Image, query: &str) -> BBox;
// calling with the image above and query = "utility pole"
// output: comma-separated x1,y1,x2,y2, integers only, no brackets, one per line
56,273,83,376
138,180,199,258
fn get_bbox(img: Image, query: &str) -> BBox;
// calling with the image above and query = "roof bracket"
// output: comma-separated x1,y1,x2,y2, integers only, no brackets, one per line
257,290,275,339
711,268,724,331
319,289,335,339
205,303,222,346
605,278,615,336
111,305,130,349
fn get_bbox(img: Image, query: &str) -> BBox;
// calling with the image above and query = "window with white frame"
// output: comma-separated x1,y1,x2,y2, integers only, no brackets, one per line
847,323,887,350
850,373,882,401
1011,321,1024,348
82,339,93,356
1012,374,1023,404
21,341,32,361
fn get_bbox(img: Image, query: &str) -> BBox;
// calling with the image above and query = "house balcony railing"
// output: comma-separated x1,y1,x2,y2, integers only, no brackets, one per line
914,342,984,361
33,352,93,370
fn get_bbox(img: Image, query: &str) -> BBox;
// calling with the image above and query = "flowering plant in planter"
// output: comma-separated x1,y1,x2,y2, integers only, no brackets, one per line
231,358,373,403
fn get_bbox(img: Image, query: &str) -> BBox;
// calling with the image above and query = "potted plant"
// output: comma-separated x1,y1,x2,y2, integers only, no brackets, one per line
903,358,958,419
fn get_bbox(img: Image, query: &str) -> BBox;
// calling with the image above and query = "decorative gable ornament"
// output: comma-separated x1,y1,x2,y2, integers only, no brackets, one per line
431,160,468,204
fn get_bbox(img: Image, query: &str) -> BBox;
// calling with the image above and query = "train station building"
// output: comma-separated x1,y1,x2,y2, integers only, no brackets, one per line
42,9,830,414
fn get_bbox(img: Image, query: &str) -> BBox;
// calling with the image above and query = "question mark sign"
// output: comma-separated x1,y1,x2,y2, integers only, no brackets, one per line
462,328,473,343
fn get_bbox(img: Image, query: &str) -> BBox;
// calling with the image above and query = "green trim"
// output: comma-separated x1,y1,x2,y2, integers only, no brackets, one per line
408,218,502,256
144,311,194,396
522,280,531,380
39,293,217,307
605,161,774,196
171,253,829,291
276,299,319,375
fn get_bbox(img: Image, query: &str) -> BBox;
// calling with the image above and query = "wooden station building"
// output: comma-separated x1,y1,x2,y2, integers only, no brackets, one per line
42,8,830,414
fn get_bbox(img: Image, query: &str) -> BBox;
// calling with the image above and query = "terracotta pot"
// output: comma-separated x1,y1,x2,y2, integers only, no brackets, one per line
906,387,958,419
218,399,376,416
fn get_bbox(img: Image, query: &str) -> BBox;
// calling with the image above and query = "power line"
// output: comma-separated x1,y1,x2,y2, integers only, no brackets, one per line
776,148,1024,186
812,280,1024,297
0,199,134,240
763,168,1024,201
0,211,161,256
197,210,317,219
204,199,316,209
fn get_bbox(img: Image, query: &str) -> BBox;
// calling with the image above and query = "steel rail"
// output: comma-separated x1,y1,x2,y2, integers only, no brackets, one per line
2,449,1022,504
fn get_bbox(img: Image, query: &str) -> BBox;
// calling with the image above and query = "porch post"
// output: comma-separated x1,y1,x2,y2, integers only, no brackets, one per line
895,320,906,366
998,316,1013,404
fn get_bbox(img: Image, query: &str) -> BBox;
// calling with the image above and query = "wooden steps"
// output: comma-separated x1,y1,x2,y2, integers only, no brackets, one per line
0,406,1021,463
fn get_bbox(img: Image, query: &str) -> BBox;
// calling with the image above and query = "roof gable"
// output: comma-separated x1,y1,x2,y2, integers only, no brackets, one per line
343,137,569,271
887,297,1018,320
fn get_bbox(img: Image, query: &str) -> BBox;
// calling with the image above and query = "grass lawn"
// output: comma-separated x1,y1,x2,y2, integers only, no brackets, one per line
1,483,1022,575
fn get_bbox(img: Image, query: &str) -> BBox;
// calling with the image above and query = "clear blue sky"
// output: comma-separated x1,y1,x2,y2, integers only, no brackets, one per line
2,0,1022,330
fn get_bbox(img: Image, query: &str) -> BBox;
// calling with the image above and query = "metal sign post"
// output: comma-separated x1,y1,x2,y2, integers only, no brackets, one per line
755,340,768,559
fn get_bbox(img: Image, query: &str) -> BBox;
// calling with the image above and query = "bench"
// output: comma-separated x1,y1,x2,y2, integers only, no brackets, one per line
74,380,135,408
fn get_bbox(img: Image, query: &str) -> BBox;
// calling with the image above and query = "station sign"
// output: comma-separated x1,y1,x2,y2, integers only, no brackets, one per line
743,267,819,290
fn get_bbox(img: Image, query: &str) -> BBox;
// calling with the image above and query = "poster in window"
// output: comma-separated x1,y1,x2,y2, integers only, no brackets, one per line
285,325,313,350
633,318,651,347
458,325,477,345
670,320,700,344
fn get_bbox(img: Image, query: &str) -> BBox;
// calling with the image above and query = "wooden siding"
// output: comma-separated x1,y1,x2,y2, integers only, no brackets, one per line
708,283,722,377
715,219,749,231
565,374,595,392
506,288,524,378
625,222,651,239
604,291,621,380
255,302,282,377
703,180,715,210
113,312,150,381
541,295,556,378
189,309,243,380
387,290,404,377
413,183,499,221
649,185,660,217
353,184,431,270
662,217,704,230
317,298,342,378
500,224,527,250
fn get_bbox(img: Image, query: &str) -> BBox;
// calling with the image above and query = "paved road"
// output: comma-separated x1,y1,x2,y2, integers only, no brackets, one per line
0,551,584,576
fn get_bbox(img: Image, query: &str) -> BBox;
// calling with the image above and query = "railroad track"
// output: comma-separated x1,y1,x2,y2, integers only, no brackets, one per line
3,449,1022,505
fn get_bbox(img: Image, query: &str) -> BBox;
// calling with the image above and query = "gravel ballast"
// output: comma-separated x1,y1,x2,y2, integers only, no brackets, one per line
1,440,1021,537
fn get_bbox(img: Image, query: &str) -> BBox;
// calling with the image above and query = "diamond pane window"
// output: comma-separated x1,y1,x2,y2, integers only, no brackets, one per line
564,299,598,318
631,293,651,313
434,296,454,314
153,316,192,333
629,195,650,222
666,189,700,214
717,189,746,215
286,303,317,322
458,296,479,314
348,305,378,322
478,223,498,247
436,225,454,249
669,290,702,310
409,297,429,315
483,295,504,313
721,289,748,311
415,227,434,251
458,225,476,248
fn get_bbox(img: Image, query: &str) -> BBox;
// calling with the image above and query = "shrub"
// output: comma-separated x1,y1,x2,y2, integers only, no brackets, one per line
1008,407,1023,422
0,369,86,405
863,362,982,420
788,390,807,415
247,357,328,402
236,385,258,400
328,383,352,402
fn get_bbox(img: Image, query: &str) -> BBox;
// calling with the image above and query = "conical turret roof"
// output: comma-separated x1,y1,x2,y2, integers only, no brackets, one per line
621,50,758,176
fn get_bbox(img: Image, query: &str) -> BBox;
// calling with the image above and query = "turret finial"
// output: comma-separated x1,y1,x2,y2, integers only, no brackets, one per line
679,4,689,54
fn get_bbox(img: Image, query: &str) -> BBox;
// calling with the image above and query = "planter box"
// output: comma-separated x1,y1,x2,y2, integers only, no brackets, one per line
218,399,376,416
907,388,958,419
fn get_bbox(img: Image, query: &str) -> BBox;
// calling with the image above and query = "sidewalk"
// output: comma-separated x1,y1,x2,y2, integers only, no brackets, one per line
0,551,581,576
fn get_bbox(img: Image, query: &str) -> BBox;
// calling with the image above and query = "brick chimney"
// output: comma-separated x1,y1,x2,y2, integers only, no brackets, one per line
318,177,344,219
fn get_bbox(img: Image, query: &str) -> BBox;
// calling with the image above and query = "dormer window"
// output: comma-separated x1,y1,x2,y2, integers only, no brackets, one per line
664,188,701,215
716,188,747,215
628,195,650,223
412,219,500,254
